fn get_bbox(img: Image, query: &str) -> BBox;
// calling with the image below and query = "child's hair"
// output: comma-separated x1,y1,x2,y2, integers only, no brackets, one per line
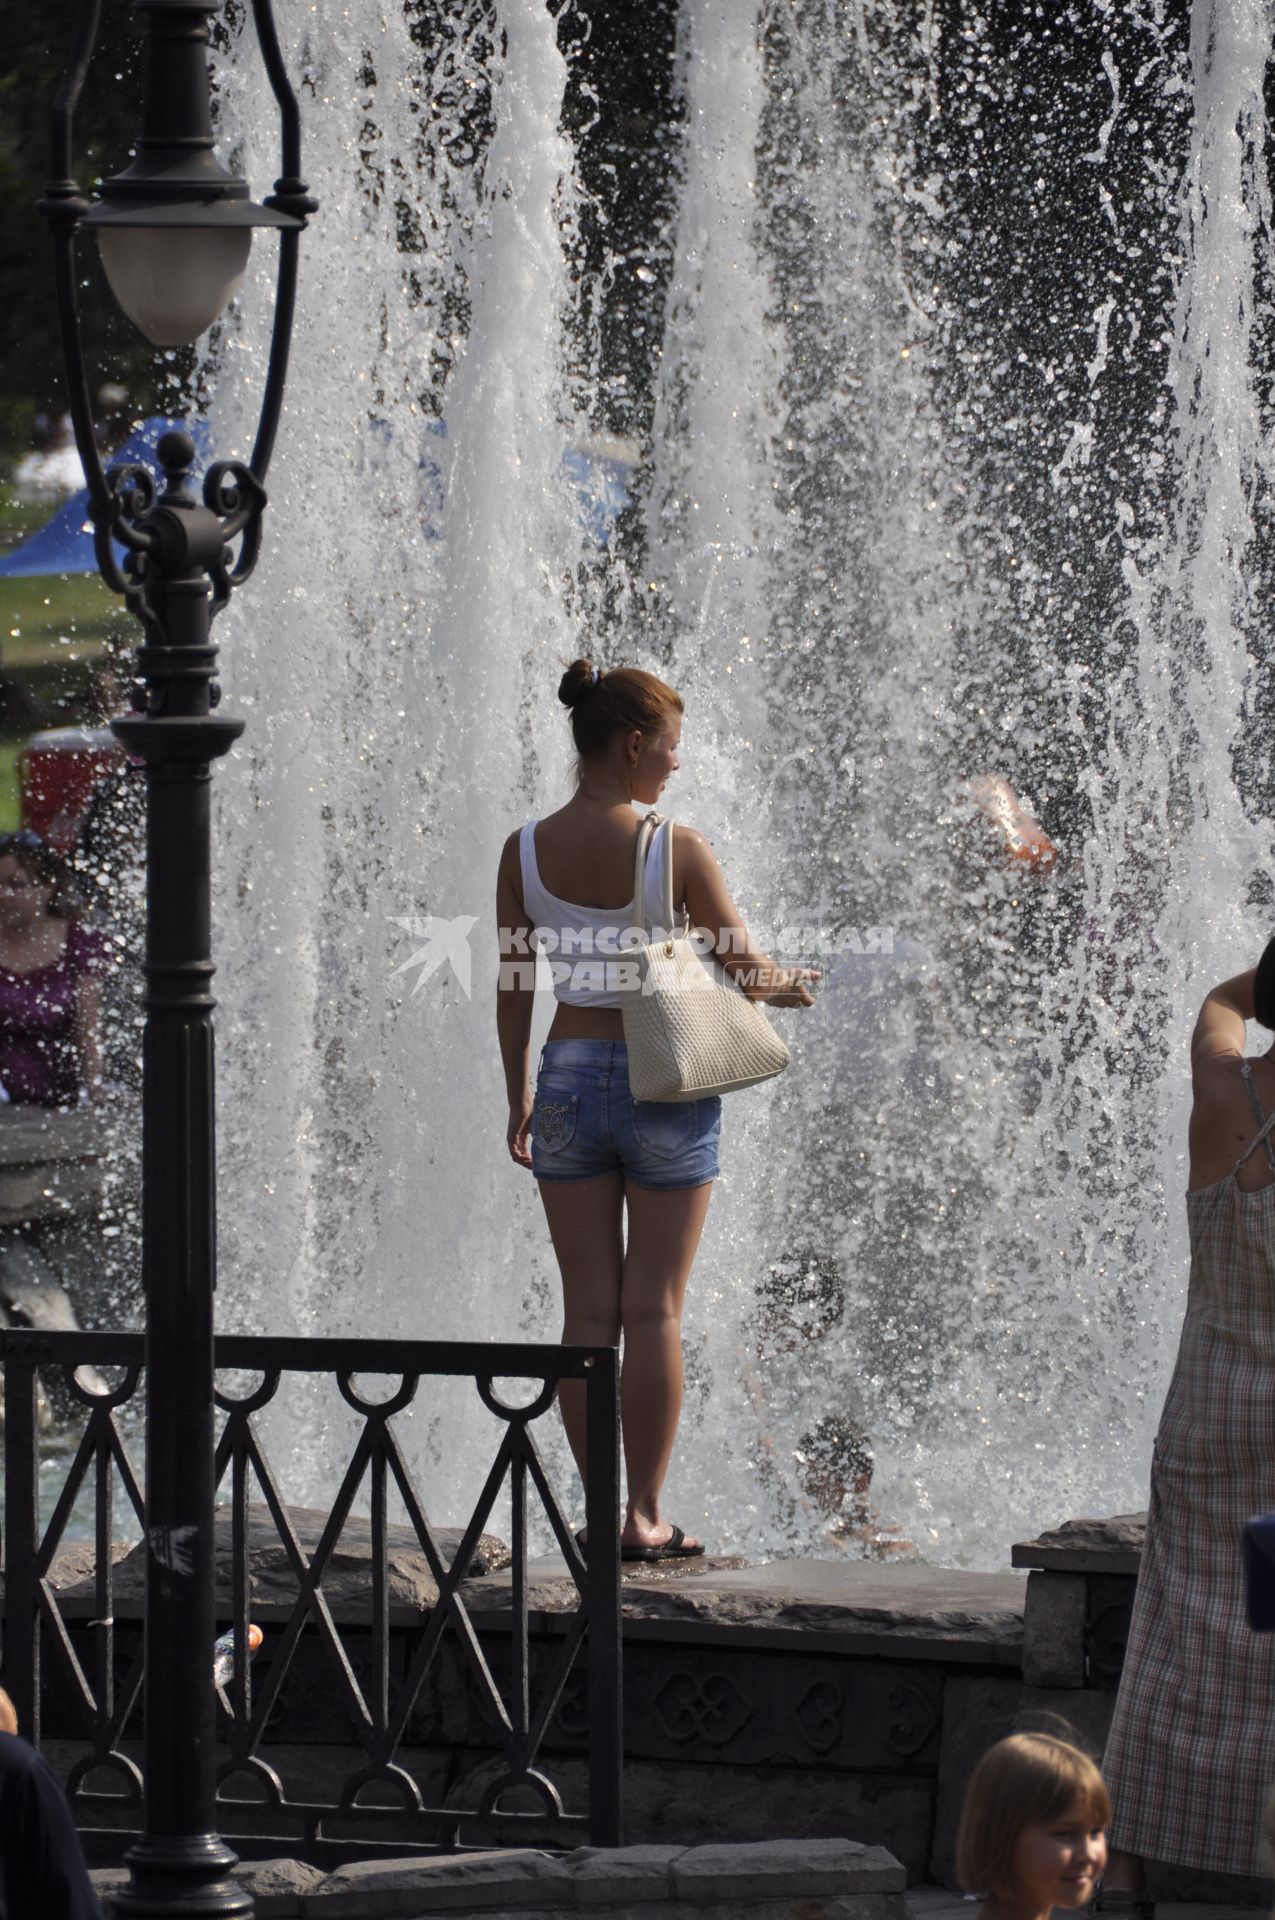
956,1733,1111,1894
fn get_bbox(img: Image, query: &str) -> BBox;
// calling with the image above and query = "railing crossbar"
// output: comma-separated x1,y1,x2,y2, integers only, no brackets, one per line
382,1427,518,1751
510,1434,529,1745
36,1407,109,1579
99,1634,146,1758
222,1421,377,1742
93,1429,114,1728
36,1578,100,1721
229,1425,251,1722
369,1438,388,1735
524,1607,589,1762
521,1423,587,1591
105,1407,145,1528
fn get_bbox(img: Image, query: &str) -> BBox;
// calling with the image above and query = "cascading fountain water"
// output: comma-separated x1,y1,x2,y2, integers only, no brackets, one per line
191,0,1275,1568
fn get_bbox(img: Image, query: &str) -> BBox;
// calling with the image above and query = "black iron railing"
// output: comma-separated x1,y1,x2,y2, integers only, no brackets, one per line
2,1330,622,1861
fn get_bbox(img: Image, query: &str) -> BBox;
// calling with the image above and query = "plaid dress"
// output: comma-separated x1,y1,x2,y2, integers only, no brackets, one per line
1104,1064,1275,1873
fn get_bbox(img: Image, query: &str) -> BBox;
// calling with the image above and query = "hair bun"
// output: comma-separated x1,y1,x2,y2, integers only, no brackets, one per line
558,659,601,709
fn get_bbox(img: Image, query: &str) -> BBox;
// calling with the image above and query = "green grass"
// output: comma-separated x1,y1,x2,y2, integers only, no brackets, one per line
0,567,126,833
0,570,124,669
0,741,22,832
0,499,133,836
1,479,129,672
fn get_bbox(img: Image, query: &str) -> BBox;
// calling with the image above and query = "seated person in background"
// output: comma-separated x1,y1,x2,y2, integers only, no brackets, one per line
958,1732,1109,1920
0,1686,103,1918
0,833,113,1396
0,832,109,1109
794,1413,918,1560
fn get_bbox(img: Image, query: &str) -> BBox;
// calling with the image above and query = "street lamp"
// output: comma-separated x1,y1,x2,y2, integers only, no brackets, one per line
38,2,315,1914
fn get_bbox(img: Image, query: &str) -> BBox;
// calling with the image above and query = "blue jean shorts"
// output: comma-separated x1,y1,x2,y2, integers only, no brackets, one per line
531,1040,721,1191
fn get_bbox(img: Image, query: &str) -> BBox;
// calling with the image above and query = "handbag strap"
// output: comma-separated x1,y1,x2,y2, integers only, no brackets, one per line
629,811,673,945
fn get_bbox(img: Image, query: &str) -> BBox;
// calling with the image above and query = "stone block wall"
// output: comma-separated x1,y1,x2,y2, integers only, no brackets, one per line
38,1512,1274,1899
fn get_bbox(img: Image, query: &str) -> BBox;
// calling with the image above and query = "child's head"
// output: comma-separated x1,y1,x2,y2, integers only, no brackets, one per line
957,1732,1110,1906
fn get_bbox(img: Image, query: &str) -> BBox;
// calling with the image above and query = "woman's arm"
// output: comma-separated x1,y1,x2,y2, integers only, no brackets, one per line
496,831,536,1167
1190,969,1255,1084
74,976,104,1101
1188,969,1262,1188
678,827,817,1007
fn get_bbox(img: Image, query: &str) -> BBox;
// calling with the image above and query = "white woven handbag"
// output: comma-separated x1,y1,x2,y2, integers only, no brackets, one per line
621,813,790,1103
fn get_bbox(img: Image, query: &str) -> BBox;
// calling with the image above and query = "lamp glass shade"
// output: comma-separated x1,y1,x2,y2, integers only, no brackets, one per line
96,224,253,346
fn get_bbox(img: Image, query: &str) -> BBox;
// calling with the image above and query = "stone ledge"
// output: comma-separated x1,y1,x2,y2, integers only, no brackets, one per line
669,1840,904,1901
94,1840,907,1919
461,1562,1026,1665
347,1904,902,1920
1011,1515,1144,1576
312,1839,905,1915
41,1548,1026,1664
51,1504,512,1625
313,1848,574,1914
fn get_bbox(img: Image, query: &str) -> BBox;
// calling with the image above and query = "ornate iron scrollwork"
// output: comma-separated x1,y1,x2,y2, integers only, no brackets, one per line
1,1328,624,1853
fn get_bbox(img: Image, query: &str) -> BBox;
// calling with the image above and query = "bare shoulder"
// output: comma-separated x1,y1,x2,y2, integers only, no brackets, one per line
672,823,717,868
497,827,527,904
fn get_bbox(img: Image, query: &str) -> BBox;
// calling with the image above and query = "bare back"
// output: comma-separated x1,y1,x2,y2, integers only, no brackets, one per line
530,801,687,1040
499,793,808,1048
1189,1052,1275,1193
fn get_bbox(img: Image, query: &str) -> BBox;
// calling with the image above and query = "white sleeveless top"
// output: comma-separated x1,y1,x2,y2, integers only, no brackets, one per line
519,818,674,1009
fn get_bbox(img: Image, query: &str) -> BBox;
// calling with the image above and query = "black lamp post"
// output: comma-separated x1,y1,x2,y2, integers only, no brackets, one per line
39,3,314,1914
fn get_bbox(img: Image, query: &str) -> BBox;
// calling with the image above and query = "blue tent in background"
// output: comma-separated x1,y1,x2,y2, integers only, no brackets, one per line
0,417,633,580
0,419,210,580
563,441,633,547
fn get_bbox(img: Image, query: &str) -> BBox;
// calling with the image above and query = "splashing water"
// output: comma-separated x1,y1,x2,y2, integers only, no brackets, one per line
190,0,1275,1567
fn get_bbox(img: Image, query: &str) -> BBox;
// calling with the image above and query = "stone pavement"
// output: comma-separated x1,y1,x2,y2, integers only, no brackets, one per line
907,1894,1258,1920
92,1838,909,1918
91,1856,1269,1919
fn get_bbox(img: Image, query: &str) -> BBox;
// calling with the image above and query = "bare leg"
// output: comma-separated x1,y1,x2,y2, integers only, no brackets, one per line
619,1179,714,1549
538,1174,625,1485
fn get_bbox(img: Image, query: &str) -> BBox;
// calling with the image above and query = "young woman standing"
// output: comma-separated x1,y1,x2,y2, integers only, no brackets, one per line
495,660,815,1559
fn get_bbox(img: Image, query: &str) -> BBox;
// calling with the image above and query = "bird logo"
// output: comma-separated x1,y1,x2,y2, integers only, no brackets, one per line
390,914,479,999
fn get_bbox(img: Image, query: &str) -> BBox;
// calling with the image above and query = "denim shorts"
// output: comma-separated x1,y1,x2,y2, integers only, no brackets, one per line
531,1040,722,1191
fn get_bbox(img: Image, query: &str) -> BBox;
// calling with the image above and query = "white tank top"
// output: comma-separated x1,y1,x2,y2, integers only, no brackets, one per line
519,817,675,1010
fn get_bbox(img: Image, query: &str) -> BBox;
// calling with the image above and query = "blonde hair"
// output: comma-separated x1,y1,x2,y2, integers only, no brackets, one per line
956,1733,1111,1894
557,658,683,781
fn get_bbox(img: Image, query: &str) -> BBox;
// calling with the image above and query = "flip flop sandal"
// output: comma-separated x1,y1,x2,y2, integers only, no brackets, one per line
620,1524,705,1563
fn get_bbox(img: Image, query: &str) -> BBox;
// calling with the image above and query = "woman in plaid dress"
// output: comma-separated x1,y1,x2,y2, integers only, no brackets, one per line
1101,953,1275,1904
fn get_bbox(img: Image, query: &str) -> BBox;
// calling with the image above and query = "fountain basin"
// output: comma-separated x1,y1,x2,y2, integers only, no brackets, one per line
35,1514,1204,1891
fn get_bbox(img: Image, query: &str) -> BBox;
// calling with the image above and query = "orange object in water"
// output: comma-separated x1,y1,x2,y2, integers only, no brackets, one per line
967,774,1060,872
